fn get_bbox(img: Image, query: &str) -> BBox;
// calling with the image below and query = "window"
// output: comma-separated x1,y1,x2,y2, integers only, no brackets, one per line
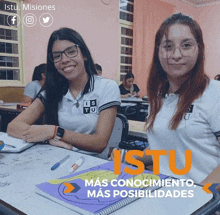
118,0,134,82
0,0,24,86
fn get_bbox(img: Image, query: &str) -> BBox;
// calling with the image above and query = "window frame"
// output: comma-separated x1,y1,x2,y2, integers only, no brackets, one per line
117,0,134,83
0,0,25,86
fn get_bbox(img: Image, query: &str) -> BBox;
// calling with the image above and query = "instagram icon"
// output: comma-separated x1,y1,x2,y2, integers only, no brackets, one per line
23,13,37,27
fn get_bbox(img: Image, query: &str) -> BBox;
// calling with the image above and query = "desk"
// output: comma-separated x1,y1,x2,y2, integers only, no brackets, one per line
118,99,148,122
0,105,43,132
0,105,21,132
121,97,148,104
0,141,215,215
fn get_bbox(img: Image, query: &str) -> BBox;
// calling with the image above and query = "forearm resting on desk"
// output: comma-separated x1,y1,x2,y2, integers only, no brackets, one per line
7,121,55,142
55,107,117,153
7,120,30,138
59,131,108,153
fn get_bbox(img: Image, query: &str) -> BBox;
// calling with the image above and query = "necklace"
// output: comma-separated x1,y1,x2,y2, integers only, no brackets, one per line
75,99,80,108
71,92,81,108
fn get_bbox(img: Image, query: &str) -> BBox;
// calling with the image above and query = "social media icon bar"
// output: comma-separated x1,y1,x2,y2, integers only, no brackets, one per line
39,13,53,27
23,13,37,27
7,14,20,27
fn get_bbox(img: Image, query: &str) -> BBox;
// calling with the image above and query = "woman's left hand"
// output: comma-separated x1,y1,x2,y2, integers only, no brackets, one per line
22,125,54,142
49,139,73,150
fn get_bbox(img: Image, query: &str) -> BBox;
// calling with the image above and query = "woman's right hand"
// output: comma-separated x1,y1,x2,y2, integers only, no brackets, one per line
22,125,55,143
126,93,132,98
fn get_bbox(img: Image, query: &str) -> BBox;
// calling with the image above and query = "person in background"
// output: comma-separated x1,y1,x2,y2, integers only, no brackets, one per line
23,64,47,103
138,13,220,186
7,27,120,155
214,74,220,81
94,63,102,76
119,72,140,98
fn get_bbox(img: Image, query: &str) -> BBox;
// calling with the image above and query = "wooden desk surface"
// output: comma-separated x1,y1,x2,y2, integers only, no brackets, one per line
0,105,19,111
128,120,146,133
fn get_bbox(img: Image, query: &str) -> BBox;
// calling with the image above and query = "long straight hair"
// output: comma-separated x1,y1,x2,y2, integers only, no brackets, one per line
146,13,209,130
45,28,97,125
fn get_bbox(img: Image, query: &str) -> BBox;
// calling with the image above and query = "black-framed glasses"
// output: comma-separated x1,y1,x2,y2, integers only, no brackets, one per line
50,44,79,63
160,39,198,58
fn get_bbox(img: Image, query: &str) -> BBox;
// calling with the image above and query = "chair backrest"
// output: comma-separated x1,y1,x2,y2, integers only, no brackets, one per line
96,113,129,159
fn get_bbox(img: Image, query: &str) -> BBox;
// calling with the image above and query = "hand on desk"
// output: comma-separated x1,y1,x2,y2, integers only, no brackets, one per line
125,93,132,98
22,125,54,142
49,139,73,150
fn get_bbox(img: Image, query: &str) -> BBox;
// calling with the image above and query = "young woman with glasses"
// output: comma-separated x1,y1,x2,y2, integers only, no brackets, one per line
7,28,121,154
138,13,220,185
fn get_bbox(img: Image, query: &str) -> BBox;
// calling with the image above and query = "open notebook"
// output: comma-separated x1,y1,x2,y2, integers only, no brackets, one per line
0,132,34,153
35,161,168,215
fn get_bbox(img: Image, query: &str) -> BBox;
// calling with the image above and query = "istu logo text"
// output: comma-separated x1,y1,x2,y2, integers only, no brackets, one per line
114,150,192,175
83,100,97,114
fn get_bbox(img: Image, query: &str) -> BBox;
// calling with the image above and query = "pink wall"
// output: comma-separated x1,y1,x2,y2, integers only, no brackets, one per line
162,0,220,79
22,0,220,87
194,5,220,78
133,0,174,96
22,0,119,83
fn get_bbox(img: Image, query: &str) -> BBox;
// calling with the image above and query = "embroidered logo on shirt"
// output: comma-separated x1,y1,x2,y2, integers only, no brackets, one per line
83,99,97,114
187,105,194,113
184,105,194,120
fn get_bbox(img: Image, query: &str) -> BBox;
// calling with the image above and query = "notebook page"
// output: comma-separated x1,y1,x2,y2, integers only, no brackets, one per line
0,133,34,153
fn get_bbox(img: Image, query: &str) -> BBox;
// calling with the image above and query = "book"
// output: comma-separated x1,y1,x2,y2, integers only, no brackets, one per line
16,102,31,110
35,161,168,215
0,132,34,153
0,102,18,106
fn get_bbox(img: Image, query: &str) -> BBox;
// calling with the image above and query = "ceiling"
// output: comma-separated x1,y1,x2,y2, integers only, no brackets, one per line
179,0,220,7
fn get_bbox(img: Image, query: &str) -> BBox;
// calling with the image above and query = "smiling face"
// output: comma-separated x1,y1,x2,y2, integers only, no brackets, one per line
159,24,198,81
52,40,87,82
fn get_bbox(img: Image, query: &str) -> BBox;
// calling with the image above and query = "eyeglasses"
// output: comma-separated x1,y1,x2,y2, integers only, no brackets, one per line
50,44,79,63
160,40,197,58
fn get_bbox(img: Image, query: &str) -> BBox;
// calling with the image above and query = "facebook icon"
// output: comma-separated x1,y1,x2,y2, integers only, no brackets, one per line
7,14,20,26
11,16,16,25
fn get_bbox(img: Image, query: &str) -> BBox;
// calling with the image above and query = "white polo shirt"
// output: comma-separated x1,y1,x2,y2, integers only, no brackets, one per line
24,80,42,99
147,80,220,183
57,75,121,134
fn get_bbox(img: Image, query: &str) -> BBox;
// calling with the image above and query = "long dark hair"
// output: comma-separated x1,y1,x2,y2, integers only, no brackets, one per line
45,27,97,125
147,13,209,130
124,72,134,80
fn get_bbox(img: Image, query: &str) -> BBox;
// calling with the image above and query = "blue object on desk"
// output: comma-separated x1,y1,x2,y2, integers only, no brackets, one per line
0,141,4,151
51,155,70,171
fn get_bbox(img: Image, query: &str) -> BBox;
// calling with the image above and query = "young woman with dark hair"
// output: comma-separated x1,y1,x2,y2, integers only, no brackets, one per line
119,72,140,98
7,28,121,154
139,13,220,185
23,63,47,103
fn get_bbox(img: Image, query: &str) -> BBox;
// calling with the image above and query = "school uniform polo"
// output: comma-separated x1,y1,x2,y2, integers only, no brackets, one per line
38,75,120,155
57,75,121,134
147,80,220,183
24,80,42,99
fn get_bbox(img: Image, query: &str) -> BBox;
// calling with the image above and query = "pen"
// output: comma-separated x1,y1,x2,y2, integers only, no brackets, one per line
51,155,70,171
5,144,16,148
68,157,84,173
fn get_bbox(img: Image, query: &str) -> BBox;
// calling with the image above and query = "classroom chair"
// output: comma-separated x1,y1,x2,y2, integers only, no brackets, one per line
96,113,129,160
